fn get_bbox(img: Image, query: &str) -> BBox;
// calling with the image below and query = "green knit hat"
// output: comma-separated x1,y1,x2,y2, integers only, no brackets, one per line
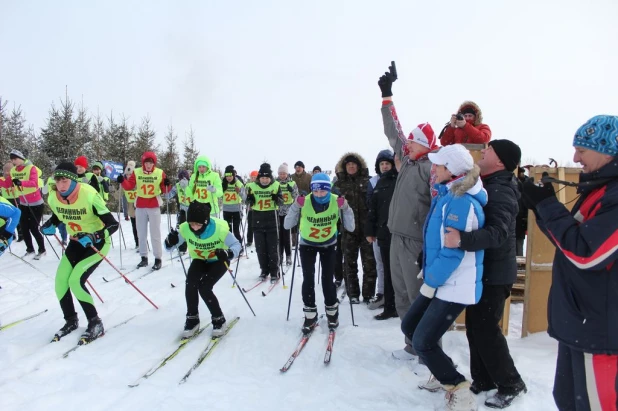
54,162,79,182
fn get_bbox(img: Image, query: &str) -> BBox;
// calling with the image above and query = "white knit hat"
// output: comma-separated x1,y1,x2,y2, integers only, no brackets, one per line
278,163,289,174
428,144,474,176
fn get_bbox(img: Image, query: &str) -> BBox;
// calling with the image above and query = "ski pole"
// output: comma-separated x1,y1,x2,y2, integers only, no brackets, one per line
224,261,256,316
274,210,287,289
178,247,187,278
57,235,105,304
340,209,356,327
17,186,60,260
8,250,51,279
317,260,321,285
85,242,159,309
285,230,300,321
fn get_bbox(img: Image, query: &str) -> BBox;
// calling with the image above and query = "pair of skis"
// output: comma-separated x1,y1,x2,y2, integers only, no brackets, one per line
129,316,240,387
62,315,137,358
280,316,336,372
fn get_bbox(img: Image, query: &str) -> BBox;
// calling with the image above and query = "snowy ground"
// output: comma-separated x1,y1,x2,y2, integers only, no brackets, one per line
0,216,558,411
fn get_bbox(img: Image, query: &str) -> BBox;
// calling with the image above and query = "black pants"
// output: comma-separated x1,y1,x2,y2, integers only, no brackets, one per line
465,284,523,393
278,214,291,259
185,259,226,318
223,211,243,244
379,240,396,311
300,244,337,307
254,229,279,278
553,343,618,411
130,217,138,246
246,209,254,244
19,204,45,253
342,231,377,299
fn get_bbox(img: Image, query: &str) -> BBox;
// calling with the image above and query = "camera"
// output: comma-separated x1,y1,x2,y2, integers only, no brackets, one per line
455,113,464,121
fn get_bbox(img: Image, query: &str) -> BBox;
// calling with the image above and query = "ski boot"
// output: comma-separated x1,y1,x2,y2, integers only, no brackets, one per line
325,302,339,329
270,275,279,284
302,306,318,334
182,315,200,339
259,272,268,281
152,258,162,270
79,316,104,345
52,315,79,342
286,256,292,266
33,250,46,260
137,257,148,268
211,315,227,338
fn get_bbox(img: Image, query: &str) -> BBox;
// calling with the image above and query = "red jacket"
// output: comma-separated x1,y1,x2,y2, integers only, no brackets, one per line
440,101,491,145
121,151,170,208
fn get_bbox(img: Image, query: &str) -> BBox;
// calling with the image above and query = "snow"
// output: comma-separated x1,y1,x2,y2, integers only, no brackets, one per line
0,216,559,410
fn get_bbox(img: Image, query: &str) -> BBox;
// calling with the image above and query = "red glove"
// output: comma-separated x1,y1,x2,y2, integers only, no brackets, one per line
297,196,305,206
337,197,345,208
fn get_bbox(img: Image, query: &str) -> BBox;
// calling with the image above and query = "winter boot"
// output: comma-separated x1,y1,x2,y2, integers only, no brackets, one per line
349,297,360,304
286,256,292,266
484,381,527,409
443,381,477,411
325,302,339,329
211,315,227,338
374,309,398,320
80,316,105,344
418,374,444,393
469,381,496,395
302,306,318,334
52,315,79,342
367,293,384,310
152,258,162,270
137,257,148,268
182,315,200,339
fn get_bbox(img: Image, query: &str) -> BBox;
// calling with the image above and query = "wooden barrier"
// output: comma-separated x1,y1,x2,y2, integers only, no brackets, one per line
521,166,581,337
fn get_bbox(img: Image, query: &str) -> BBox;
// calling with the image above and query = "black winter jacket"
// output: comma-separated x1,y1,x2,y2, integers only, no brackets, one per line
459,170,520,285
333,152,370,236
365,168,398,243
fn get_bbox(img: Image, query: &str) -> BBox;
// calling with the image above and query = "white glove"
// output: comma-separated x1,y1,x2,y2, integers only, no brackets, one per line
417,269,424,280
179,178,188,188
81,177,89,183
97,176,103,182
207,185,216,193
419,283,436,299
41,184,49,195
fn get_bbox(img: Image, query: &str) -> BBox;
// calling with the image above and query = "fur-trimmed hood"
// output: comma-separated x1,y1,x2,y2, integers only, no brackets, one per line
457,101,484,126
335,152,369,177
445,165,487,205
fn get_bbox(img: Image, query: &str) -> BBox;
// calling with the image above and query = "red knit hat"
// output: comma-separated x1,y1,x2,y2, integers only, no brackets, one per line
408,123,438,150
74,156,88,169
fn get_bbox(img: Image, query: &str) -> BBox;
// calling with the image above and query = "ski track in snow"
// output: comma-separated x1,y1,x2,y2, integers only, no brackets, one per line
0,217,558,410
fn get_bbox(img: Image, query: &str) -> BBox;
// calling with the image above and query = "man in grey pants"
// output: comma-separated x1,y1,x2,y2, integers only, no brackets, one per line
379,67,438,359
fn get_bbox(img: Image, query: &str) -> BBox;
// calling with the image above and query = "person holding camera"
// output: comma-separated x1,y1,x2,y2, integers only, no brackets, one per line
522,115,618,411
440,102,492,145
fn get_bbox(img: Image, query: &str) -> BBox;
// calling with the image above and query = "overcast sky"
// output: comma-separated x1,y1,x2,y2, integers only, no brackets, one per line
2,0,617,175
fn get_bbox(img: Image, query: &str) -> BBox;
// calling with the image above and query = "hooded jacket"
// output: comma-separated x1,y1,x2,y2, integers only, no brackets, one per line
458,170,520,285
367,149,394,206
188,154,223,214
333,152,370,236
422,165,487,305
120,151,170,208
535,158,618,354
365,167,398,243
381,101,433,241
0,159,44,206
440,101,492,145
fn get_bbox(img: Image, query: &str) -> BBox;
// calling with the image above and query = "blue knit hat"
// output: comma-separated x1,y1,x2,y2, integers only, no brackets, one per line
310,173,331,192
573,115,618,156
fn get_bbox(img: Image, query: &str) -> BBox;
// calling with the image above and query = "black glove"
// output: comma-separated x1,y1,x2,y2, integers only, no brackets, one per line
12,178,22,187
0,229,13,242
271,193,279,202
163,177,171,187
522,172,556,209
378,73,395,98
214,248,234,262
287,184,294,193
165,229,180,248
246,193,255,206
117,175,124,184
417,251,424,268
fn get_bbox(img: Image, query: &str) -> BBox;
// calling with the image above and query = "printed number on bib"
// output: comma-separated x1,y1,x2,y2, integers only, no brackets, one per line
141,184,155,195
196,188,208,200
257,199,272,209
128,191,137,200
308,226,332,239
68,222,83,232
195,249,216,259
181,196,190,203
225,193,237,202
283,193,290,203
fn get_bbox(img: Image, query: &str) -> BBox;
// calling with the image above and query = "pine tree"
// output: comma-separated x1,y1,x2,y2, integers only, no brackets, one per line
131,115,157,163
105,113,132,165
2,104,30,158
182,125,199,171
90,111,107,161
39,95,81,168
159,124,181,214
74,101,92,159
